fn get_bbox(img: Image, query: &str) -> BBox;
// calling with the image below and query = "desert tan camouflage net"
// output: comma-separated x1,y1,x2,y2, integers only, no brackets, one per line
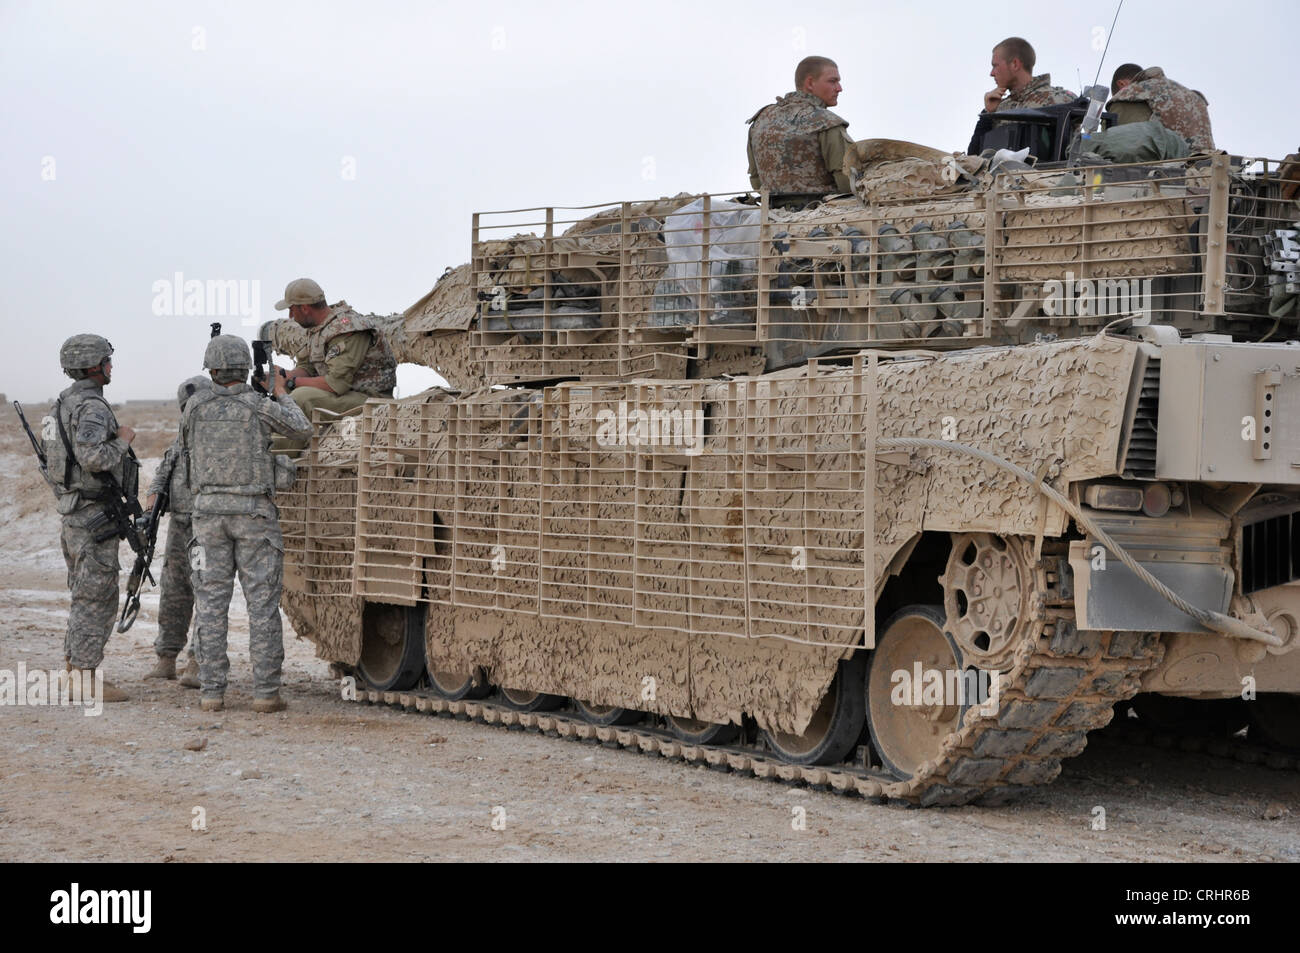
999,184,1192,282
286,333,1138,733
845,140,984,205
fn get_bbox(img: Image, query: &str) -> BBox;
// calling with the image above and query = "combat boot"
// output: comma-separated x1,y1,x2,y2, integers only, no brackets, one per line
145,655,177,680
200,695,224,712
179,656,200,689
67,667,129,703
252,694,287,714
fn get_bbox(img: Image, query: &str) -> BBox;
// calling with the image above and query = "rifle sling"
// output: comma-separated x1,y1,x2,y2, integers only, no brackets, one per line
53,395,117,503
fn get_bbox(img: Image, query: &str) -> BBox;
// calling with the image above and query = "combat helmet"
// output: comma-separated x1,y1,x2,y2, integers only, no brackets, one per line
59,334,114,376
177,375,211,409
204,334,252,371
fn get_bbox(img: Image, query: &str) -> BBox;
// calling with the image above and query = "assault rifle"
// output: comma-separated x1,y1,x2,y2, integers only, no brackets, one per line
119,451,172,632
12,401,57,498
251,339,276,396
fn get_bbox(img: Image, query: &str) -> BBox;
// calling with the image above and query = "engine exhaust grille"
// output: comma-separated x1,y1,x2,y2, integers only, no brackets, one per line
1122,356,1160,479
1242,511,1300,593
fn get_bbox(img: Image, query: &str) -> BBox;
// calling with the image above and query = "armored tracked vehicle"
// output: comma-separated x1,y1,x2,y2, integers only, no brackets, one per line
264,138,1300,805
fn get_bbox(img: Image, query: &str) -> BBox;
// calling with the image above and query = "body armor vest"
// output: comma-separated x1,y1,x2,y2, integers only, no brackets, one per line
1110,67,1214,154
747,91,847,194
309,304,397,397
45,384,132,503
183,389,274,500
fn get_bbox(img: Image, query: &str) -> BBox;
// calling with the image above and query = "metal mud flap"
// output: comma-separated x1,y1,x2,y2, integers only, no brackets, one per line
1067,508,1233,634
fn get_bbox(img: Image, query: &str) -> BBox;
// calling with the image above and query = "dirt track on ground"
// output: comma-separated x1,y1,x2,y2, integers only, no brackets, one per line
2,402,1298,862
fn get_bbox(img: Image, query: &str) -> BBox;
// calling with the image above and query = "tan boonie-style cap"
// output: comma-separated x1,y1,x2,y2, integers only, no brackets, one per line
274,277,326,310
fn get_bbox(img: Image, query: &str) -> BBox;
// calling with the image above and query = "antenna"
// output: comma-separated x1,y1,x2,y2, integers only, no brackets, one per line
1069,0,1126,165
1092,0,1125,91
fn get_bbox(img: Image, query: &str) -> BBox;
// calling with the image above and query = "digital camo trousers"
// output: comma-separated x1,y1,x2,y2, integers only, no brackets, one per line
190,512,285,698
61,511,120,670
153,513,194,658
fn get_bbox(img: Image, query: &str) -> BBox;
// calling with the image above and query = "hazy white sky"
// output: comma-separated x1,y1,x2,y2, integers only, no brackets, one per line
2,0,1293,402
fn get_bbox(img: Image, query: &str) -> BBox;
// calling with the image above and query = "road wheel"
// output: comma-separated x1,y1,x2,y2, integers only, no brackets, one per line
357,603,425,692
867,604,969,780
761,654,866,765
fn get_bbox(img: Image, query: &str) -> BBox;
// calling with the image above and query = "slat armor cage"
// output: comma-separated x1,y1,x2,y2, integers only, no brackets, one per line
470,155,1298,385
350,357,879,651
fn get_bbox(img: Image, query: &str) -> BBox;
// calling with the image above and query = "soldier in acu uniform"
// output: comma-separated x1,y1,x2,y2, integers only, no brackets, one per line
983,37,1076,113
184,335,312,713
267,277,397,454
746,56,854,197
143,376,210,686
50,334,136,702
1109,63,1216,155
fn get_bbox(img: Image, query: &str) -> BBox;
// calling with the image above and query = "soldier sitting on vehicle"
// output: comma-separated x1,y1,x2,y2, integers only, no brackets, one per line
966,37,1076,155
1108,63,1216,155
747,56,854,198
982,37,1076,113
267,277,397,454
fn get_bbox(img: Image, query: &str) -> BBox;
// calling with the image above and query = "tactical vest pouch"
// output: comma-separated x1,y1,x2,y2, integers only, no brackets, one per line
85,508,120,543
272,453,296,491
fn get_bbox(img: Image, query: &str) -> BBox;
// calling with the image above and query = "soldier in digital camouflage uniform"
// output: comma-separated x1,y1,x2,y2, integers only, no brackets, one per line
184,335,312,713
1108,64,1216,155
50,334,136,703
746,56,854,197
983,37,1076,113
265,277,397,454
143,376,210,687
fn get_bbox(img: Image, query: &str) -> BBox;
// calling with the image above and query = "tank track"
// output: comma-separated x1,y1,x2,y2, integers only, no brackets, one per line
348,603,1165,806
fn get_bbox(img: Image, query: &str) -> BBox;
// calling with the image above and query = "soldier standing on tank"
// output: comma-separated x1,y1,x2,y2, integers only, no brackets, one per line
1108,63,1216,155
982,37,1075,113
184,335,312,713
746,56,854,197
143,376,210,687
265,277,397,454
51,334,135,703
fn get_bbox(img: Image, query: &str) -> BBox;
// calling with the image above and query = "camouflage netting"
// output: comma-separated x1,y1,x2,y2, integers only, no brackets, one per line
998,184,1192,282
396,264,484,390
293,333,1140,734
278,426,365,665
845,138,984,205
